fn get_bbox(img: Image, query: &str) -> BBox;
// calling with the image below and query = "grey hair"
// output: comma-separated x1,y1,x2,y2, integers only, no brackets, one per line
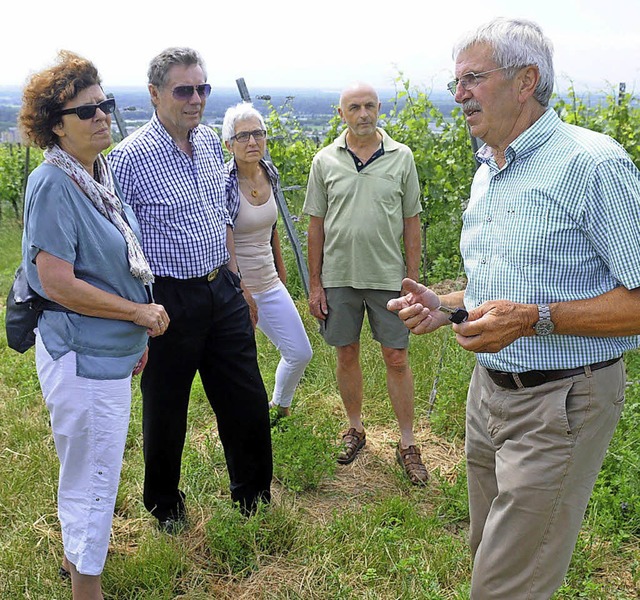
221,102,267,143
453,17,554,107
147,47,207,88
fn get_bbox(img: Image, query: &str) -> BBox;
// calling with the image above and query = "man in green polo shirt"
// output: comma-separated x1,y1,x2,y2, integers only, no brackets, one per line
303,82,428,485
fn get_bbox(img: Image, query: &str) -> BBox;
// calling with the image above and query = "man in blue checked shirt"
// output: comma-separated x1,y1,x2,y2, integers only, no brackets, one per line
108,47,271,532
389,18,640,600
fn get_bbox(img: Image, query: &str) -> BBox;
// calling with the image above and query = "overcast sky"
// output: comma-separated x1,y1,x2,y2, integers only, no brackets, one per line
2,0,638,94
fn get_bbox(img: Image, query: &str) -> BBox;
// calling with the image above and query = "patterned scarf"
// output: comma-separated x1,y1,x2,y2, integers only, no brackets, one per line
44,145,154,285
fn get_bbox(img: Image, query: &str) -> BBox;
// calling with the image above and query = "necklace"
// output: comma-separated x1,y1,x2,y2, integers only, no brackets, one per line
239,176,260,198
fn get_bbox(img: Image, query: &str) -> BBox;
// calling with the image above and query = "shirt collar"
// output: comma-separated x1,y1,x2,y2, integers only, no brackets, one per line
336,127,401,152
149,111,202,150
476,107,560,167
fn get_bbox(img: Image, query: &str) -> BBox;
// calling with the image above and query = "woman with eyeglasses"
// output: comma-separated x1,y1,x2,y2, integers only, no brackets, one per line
18,50,168,599
223,102,312,418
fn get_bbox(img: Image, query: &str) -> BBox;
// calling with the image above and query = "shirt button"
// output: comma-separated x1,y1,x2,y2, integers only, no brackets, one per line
486,216,492,222
481,258,486,264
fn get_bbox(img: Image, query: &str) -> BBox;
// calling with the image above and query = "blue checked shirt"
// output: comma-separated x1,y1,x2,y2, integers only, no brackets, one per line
461,108,640,372
107,112,232,279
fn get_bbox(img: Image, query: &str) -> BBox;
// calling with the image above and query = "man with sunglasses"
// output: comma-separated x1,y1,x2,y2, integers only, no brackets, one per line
108,47,272,532
389,17,640,598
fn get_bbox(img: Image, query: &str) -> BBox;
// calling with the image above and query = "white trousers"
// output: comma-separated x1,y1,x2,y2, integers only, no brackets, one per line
35,334,132,576
254,281,312,408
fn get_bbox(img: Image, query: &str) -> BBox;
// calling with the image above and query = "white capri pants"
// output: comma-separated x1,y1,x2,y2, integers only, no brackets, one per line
254,281,313,408
35,334,132,576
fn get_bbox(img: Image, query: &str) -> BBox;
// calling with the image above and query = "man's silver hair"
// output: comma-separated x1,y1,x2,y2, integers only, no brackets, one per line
453,17,554,107
222,102,267,143
147,47,207,88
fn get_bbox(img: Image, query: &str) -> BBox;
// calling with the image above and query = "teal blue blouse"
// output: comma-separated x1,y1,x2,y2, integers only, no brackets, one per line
23,163,149,380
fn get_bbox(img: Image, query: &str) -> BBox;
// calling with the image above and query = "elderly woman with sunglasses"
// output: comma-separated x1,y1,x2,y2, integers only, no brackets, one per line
18,50,168,600
223,102,312,417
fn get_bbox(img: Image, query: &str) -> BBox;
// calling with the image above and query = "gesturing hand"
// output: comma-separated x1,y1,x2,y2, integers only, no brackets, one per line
387,278,449,335
452,300,535,353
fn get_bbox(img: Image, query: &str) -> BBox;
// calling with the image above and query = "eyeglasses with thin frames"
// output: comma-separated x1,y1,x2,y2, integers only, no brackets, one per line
447,67,508,95
231,129,267,143
58,98,116,120
171,84,212,100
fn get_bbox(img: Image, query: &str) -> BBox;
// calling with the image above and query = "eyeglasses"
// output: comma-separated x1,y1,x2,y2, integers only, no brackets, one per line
447,67,508,95
231,129,267,143
58,98,116,120
171,84,212,100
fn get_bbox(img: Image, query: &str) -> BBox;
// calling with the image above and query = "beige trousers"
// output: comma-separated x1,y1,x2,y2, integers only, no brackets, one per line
466,359,625,599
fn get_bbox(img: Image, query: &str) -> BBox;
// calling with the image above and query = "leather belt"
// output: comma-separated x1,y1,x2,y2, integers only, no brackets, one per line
155,267,221,283
485,357,621,390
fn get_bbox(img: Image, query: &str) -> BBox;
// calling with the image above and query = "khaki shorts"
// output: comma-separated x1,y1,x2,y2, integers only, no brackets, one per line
320,287,409,348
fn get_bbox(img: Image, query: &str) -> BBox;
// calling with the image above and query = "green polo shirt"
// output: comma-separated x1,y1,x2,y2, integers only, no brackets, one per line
303,128,422,290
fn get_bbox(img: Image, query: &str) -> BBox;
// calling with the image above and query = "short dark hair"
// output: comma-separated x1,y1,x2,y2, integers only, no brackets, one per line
147,47,207,89
19,50,102,149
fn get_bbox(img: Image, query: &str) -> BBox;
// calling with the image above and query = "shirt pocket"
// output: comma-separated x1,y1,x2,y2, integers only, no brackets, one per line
497,196,551,269
365,173,403,214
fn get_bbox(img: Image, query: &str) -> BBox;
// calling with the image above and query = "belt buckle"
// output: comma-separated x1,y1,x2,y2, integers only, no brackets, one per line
207,268,219,282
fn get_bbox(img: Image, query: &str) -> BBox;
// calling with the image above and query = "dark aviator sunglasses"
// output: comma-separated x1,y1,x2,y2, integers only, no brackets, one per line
172,84,212,100
58,98,116,120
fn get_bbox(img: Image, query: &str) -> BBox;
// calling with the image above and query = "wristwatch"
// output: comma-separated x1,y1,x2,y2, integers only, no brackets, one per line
533,304,555,336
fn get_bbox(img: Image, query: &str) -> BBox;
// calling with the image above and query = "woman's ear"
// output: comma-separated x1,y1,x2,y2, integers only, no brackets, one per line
52,121,65,138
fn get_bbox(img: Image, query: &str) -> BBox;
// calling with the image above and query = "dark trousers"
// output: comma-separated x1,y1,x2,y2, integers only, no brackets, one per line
141,266,272,520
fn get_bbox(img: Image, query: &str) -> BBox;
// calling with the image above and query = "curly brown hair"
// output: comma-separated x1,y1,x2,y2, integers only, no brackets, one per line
19,50,102,149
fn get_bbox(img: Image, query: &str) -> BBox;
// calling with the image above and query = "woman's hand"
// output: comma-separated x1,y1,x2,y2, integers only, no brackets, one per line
242,287,259,329
132,303,170,337
132,346,149,375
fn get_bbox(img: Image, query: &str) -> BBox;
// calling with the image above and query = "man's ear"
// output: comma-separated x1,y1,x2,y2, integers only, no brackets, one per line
148,84,159,108
518,65,540,102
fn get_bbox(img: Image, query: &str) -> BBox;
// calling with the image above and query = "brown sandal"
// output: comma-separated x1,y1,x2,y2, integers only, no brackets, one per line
337,428,366,464
396,444,429,485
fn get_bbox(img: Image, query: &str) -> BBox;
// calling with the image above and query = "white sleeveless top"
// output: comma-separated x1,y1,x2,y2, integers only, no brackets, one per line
233,189,280,294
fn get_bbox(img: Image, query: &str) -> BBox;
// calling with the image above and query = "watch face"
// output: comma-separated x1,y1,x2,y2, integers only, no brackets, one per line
534,320,555,336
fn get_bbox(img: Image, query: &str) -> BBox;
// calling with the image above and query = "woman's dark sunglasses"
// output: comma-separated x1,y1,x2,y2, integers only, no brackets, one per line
172,84,212,100
58,98,116,120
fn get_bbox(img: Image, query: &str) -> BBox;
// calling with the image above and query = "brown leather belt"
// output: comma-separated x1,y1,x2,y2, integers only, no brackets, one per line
485,357,621,390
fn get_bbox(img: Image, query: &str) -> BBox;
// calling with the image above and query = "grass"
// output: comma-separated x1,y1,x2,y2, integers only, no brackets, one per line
0,219,639,599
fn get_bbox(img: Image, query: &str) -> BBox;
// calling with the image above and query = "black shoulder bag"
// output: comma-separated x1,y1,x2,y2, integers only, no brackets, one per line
5,265,73,353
